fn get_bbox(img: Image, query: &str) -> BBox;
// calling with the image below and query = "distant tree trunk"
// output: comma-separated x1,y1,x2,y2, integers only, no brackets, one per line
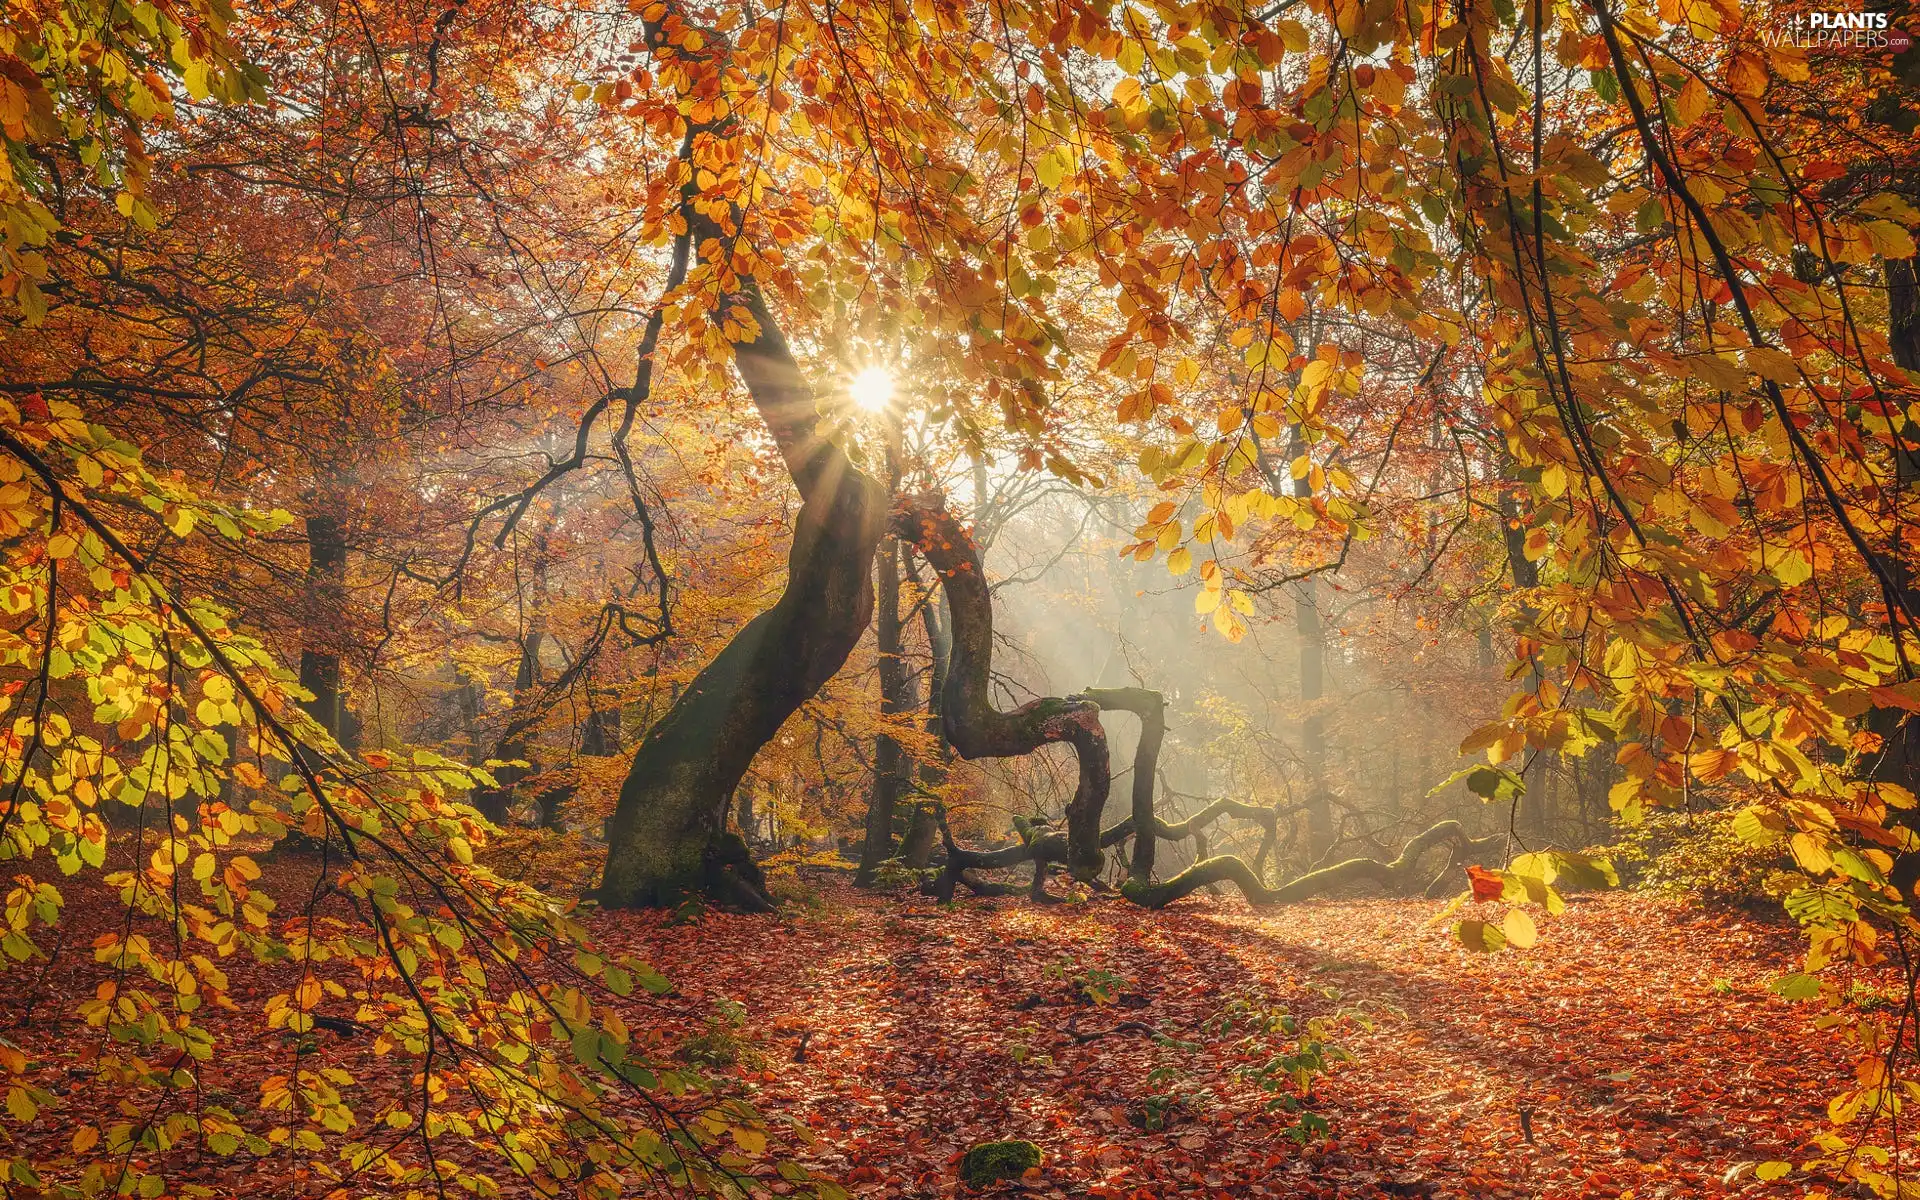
474,630,538,823
858,538,916,884
895,493,1109,881
268,512,348,850
298,513,346,739
474,524,551,824
1877,256,1920,893
735,787,757,847
1285,429,1332,860
535,700,617,831
900,548,951,870
1498,467,1548,842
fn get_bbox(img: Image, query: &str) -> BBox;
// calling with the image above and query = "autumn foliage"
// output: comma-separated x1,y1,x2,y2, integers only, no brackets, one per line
0,0,1919,1195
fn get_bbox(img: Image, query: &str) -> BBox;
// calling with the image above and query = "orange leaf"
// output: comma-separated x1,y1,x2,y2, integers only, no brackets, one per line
1467,865,1504,902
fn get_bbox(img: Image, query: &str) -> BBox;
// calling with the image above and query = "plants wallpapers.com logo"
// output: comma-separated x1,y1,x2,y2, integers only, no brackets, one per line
1758,9,1915,50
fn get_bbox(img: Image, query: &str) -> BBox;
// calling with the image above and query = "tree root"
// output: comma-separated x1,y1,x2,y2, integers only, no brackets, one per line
890,490,1505,915
1123,820,1501,909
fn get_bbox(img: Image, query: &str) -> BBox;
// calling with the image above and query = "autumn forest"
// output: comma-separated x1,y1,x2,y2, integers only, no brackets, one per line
0,0,1917,1194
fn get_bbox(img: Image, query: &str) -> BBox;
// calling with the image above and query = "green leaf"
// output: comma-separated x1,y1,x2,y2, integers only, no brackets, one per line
604,966,633,997
1510,850,1618,890
1430,764,1525,802
1454,919,1507,953
570,1027,600,1067
1784,885,1858,927
1769,973,1821,1001
1833,848,1886,885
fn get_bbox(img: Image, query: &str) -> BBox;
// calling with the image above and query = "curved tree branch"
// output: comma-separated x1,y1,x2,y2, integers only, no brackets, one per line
894,491,1110,882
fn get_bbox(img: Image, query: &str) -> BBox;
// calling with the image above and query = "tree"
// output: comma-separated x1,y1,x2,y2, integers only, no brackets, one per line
7,0,1920,1191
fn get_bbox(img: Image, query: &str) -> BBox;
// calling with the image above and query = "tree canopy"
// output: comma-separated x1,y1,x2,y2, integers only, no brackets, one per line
2,0,1919,1194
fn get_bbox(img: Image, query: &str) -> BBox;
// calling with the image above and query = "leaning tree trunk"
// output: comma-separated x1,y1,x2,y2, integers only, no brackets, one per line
894,493,1110,882
596,14,889,909
599,277,887,909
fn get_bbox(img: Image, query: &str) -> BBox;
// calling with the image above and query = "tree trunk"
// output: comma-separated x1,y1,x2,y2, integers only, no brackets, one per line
894,493,1110,882
475,628,540,823
298,513,346,738
1084,688,1166,884
599,279,887,909
596,24,890,908
858,537,916,885
1296,565,1331,859
1285,429,1333,861
474,524,551,823
1127,820,1498,909
1877,256,1920,893
1498,469,1548,842
270,512,347,851
900,549,951,870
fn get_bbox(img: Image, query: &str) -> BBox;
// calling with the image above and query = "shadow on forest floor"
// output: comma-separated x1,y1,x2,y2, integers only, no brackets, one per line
598,882,1832,1200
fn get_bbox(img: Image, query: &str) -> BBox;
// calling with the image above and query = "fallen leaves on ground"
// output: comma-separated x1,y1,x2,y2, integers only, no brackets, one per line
0,870,1844,1199
597,882,1835,1199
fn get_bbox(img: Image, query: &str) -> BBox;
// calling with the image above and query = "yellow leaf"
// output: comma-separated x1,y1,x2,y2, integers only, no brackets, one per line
731,1126,767,1154
1167,547,1193,575
1672,75,1709,128
1744,346,1798,385
1501,908,1538,949
1726,51,1768,98
1789,831,1834,875
1864,220,1917,260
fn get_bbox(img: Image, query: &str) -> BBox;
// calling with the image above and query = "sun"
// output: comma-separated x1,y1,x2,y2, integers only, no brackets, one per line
848,365,896,413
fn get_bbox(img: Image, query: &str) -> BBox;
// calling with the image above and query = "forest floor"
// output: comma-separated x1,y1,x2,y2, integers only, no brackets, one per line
3,865,1849,1199
600,880,1840,1200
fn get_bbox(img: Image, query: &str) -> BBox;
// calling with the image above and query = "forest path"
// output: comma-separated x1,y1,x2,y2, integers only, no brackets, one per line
607,883,1838,1199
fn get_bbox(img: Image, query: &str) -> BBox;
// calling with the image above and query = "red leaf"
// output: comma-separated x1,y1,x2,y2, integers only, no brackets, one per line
1467,865,1505,902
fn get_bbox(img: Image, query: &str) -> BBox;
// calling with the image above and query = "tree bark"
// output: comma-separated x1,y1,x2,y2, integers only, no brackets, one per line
1083,688,1165,884
599,276,887,909
858,538,916,884
298,513,346,738
894,493,1110,882
1877,256,1920,893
